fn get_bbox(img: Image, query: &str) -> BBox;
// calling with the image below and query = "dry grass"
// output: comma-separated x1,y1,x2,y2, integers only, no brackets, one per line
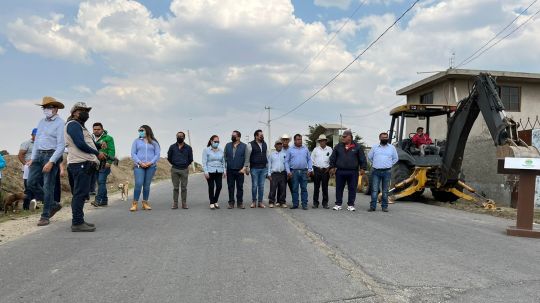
0,155,202,223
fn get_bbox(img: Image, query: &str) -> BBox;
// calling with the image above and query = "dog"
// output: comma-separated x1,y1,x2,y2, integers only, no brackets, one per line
118,182,130,201
3,192,26,214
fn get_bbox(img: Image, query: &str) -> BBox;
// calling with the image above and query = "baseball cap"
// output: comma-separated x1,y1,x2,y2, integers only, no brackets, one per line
31,128,38,135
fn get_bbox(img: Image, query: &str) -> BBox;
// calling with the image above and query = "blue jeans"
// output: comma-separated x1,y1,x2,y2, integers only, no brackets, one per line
291,169,308,208
134,166,157,201
371,169,391,209
250,168,267,203
68,162,94,225
95,168,111,204
27,151,60,220
335,169,358,206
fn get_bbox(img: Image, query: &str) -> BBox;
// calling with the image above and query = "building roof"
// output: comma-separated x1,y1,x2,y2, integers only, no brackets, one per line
397,68,540,96
320,123,346,130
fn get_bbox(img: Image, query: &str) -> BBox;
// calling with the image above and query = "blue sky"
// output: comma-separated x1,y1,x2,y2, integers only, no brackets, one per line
1,0,539,160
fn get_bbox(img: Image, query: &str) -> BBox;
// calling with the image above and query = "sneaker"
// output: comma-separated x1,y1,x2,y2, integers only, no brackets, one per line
210,204,215,209
91,201,100,207
332,205,342,211
322,205,330,209
312,204,319,209
382,208,389,212
302,206,308,210
71,223,96,232
368,207,376,212
269,203,274,208
281,203,288,208
275,203,281,207
290,206,298,209
347,206,356,212
258,203,266,208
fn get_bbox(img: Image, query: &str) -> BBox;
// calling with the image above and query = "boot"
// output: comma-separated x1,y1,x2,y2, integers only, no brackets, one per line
172,202,178,209
130,201,138,212
181,202,189,209
142,201,152,210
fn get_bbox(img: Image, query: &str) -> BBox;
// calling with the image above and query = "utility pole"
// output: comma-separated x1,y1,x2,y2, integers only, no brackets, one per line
340,113,343,131
187,129,196,172
266,106,271,145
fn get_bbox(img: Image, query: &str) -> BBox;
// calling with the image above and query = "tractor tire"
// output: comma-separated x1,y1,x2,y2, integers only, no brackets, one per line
391,162,424,200
431,189,460,202
358,174,370,195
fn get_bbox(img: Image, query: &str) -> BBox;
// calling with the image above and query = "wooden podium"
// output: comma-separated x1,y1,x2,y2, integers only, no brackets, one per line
498,159,540,238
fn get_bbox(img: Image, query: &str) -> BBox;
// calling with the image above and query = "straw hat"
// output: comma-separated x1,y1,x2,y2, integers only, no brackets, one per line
274,140,283,145
36,96,64,109
281,134,291,140
317,134,328,141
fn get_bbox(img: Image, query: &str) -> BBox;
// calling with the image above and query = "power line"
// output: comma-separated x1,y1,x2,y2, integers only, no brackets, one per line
271,0,420,122
456,0,538,68
341,99,405,118
266,0,368,104
460,7,540,67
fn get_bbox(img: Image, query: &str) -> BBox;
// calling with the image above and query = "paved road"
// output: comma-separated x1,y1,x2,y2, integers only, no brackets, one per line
1,174,539,303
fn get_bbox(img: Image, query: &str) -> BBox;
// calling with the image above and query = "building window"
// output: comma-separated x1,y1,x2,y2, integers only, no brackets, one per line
420,92,433,104
499,86,521,112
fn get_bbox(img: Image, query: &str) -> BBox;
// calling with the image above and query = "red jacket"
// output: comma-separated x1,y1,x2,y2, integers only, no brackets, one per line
412,133,432,147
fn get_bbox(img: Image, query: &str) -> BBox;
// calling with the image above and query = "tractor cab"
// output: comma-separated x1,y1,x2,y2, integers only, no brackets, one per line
389,104,457,167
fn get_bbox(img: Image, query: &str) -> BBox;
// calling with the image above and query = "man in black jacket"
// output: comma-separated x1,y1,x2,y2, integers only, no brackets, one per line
329,130,367,211
167,131,193,209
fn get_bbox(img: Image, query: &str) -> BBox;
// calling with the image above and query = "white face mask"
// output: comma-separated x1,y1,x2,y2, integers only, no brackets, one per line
43,108,54,119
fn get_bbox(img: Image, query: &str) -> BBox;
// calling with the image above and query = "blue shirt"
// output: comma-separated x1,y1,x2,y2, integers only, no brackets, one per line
31,115,66,163
267,150,287,176
131,138,161,166
202,147,226,173
285,145,313,173
368,144,398,169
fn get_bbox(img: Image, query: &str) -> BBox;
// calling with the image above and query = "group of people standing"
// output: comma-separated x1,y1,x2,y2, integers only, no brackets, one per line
19,96,399,233
198,129,398,212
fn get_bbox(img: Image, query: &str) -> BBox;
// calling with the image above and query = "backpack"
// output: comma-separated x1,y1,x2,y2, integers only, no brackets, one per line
0,154,6,170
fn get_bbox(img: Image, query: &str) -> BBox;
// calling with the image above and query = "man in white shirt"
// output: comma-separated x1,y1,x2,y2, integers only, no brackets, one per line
267,140,288,208
311,134,333,209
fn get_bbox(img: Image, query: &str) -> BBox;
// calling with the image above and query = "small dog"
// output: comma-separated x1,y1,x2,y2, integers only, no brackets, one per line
118,182,130,201
3,192,26,214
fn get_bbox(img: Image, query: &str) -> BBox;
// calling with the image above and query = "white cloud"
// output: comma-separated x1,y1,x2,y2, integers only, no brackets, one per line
3,0,540,159
0,45,5,54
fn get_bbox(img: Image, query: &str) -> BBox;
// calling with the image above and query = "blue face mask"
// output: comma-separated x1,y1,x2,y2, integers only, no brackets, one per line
211,142,219,149
139,130,145,138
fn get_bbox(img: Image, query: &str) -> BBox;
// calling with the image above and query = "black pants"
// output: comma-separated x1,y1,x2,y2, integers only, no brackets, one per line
226,169,244,205
335,169,359,206
268,172,287,203
313,167,330,207
207,173,223,204
68,162,94,225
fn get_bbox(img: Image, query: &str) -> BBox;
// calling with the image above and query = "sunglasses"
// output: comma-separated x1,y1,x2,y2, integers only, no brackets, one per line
138,130,145,132
213,141,220,144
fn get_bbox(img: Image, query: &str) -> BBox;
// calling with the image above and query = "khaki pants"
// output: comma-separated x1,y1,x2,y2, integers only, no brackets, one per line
171,168,189,203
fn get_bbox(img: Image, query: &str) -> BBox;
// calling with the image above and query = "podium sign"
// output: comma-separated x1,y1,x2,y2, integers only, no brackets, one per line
504,157,540,170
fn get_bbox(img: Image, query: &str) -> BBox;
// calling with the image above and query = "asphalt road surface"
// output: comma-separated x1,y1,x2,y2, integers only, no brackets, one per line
1,174,539,303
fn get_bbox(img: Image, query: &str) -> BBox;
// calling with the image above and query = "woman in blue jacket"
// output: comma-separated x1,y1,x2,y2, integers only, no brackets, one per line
202,135,226,209
130,125,160,211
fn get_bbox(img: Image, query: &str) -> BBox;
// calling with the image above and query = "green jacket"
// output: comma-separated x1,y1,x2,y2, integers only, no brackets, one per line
96,130,116,164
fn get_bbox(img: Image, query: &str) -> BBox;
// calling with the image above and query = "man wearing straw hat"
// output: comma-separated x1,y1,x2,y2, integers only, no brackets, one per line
311,134,332,209
28,97,66,226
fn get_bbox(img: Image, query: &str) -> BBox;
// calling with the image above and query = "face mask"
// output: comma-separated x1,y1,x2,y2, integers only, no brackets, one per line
177,137,184,144
231,136,237,142
380,139,389,145
78,111,89,123
43,108,54,119
212,142,219,148
139,131,145,138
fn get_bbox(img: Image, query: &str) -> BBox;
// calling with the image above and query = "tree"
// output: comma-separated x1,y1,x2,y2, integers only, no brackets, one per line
305,124,332,151
354,134,368,150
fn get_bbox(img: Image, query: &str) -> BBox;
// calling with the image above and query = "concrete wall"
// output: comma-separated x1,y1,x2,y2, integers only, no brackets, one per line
402,79,540,205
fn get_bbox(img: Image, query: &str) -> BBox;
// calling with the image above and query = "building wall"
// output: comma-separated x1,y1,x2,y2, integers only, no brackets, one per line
403,79,540,206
